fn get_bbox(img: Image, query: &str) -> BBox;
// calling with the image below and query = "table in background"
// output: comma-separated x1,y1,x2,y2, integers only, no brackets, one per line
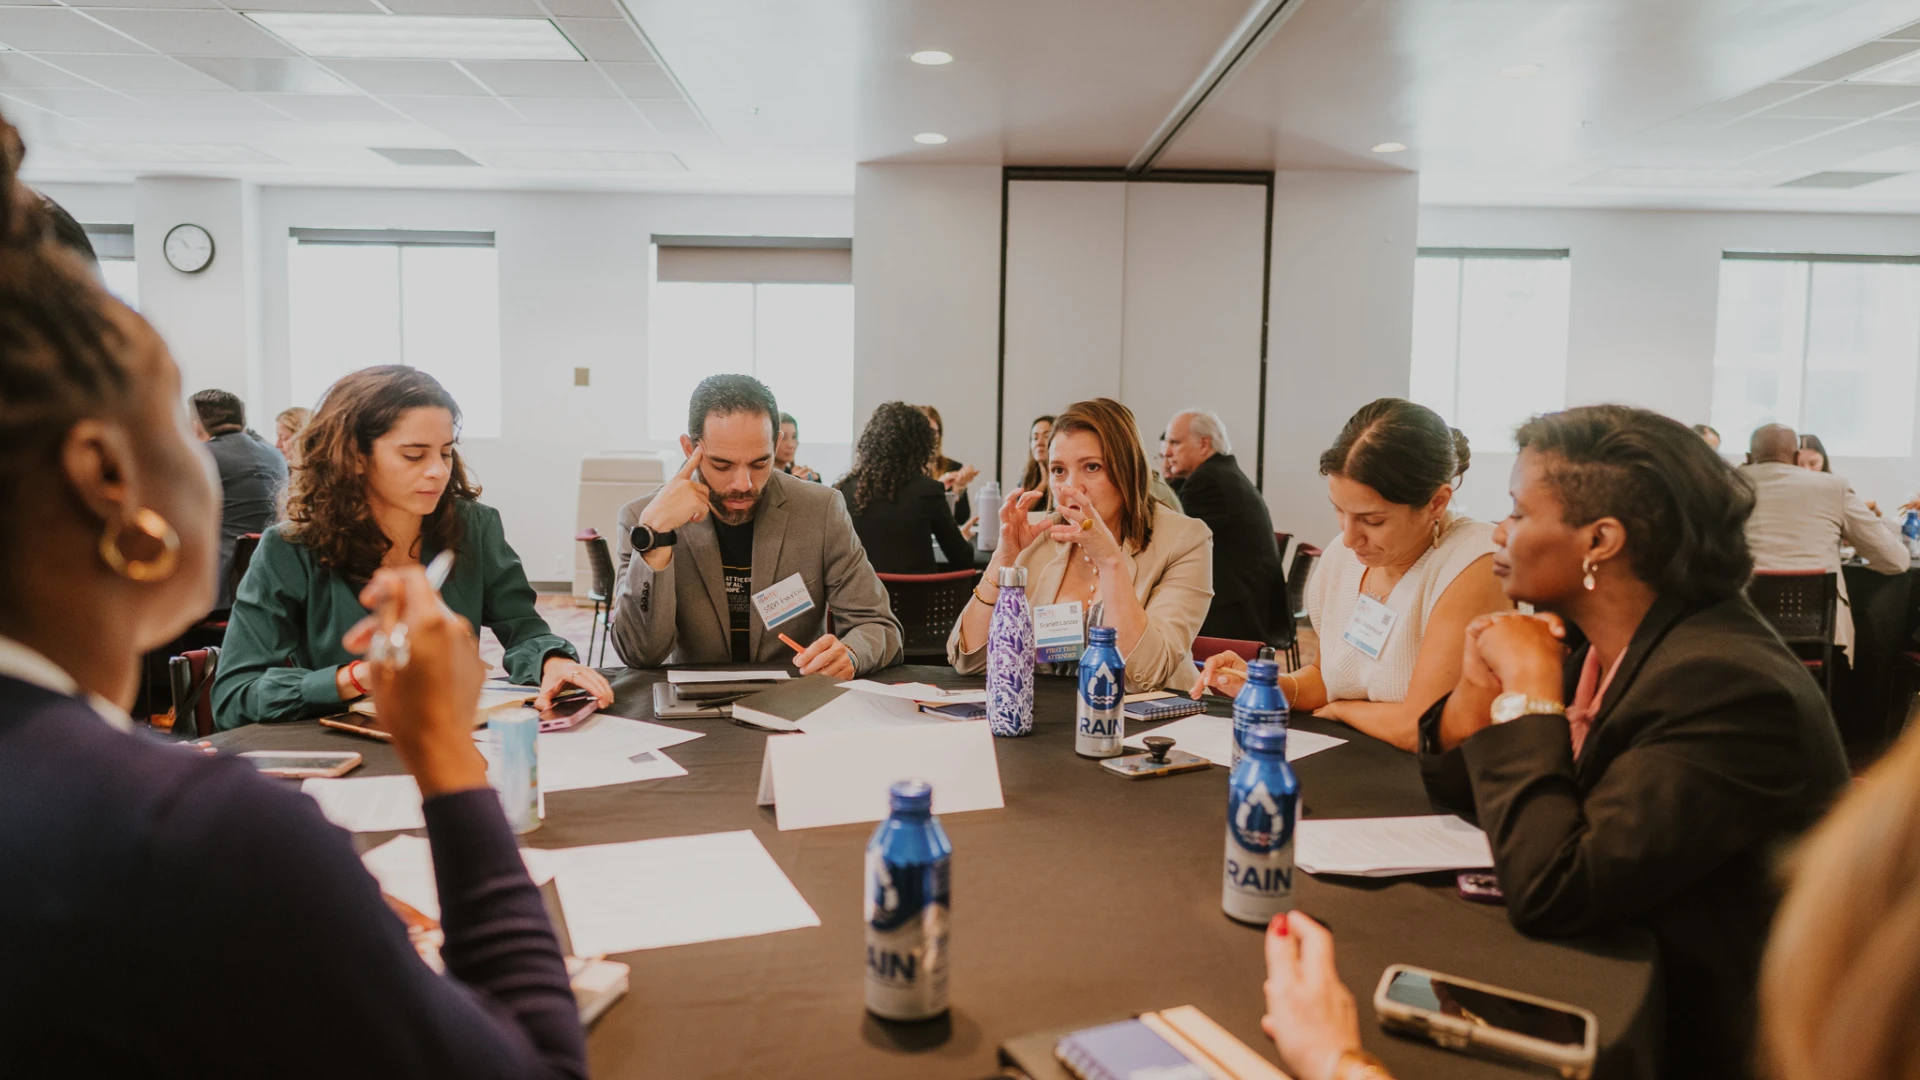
210,667,1660,1080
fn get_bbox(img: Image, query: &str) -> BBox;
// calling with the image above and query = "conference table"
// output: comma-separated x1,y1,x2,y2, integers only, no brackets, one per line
209,666,1660,1080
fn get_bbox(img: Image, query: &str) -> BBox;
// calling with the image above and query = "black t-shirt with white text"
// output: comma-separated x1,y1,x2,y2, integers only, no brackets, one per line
712,517,754,662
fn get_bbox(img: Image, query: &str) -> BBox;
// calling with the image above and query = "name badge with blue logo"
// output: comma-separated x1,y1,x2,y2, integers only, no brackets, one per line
1032,601,1084,663
1341,593,1399,660
752,573,815,630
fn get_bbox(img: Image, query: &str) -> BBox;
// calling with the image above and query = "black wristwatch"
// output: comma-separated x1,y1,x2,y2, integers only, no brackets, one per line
631,524,678,553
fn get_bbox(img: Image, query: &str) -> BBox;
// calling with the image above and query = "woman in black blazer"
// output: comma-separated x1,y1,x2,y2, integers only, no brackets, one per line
839,402,975,574
1415,405,1848,1080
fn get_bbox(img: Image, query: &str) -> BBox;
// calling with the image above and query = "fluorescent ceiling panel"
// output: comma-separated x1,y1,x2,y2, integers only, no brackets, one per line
1775,170,1906,188
60,141,281,163
485,148,683,170
245,13,583,61
370,146,480,165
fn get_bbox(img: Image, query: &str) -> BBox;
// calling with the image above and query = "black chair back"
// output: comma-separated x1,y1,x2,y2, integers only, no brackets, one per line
585,535,616,602
227,532,262,603
878,570,979,662
1748,571,1838,645
1286,544,1322,622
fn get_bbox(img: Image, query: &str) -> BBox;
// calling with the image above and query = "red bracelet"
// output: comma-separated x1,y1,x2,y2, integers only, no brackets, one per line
344,661,369,697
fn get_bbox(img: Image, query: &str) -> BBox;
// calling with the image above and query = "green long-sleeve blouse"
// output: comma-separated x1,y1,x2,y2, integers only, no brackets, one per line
211,500,576,730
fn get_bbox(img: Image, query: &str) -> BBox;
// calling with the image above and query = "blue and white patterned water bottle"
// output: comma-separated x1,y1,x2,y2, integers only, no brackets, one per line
1223,723,1298,925
865,779,952,1021
985,566,1035,737
1230,659,1289,767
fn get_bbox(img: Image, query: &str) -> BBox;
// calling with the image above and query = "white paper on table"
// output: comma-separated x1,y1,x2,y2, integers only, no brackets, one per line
667,669,789,684
836,680,990,704
796,691,947,735
1295,815,1494,878
475,715,700,793
361,834,555,922
1120,715,1346,767
756,720,1004,831
301,774,425,832
538,830,820,955
351,684,536,721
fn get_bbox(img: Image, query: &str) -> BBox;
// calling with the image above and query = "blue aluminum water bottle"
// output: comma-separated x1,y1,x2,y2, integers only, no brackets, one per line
1230,659,1290,767
488,710,541,834
1223,723,1298,924
1904,510,1920,557
985,566,1035,737
1075,626,1125,758
865,779,952,1021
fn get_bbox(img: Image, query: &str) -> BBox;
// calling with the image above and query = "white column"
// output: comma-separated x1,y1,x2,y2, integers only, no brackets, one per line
135,176,262,418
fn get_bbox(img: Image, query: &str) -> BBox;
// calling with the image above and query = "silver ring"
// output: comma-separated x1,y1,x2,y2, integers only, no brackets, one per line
369,623,411,671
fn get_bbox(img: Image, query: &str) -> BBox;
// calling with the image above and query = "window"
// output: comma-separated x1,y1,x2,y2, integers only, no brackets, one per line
84,223,137,310
288,229,501,437
648,237,854,474
1410,248,1572,451
1711,253,1920,457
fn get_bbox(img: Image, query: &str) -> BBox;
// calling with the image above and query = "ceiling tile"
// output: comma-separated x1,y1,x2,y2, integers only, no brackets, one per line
542,0,619,15
460,59,610,97
635,97,705,135
1883,21,1920,42
139,90,292,121
182,57,354,94
1785,41,1920,82
66,0,220,9
596,61,676,98
498,95,642,126
86,10,297,57
228,0,384,10
1776,170,1904,188
378,0,543,14
1740,120,1920,171
252,92,394,121
0,9,147,53
45,52,226,90
1693,83,1821,120
370,145,479,165
1764,83,1920,119
0,54,95,89
318,58,486,95
554,18,648,63
0,87,149,117
1715,116,1853,148
386,94,520,124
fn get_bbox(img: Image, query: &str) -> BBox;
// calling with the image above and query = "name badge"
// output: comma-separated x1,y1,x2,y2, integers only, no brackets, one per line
751,573,816,630
1341,593,1399,660
1033,601,1084,663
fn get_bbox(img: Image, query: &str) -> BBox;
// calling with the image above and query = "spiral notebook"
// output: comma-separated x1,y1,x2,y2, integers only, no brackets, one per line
1122,694,1208,722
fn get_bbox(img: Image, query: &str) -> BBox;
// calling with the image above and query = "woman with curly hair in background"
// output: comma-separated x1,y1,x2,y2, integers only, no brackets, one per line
837,401,975,574
213,365,612,728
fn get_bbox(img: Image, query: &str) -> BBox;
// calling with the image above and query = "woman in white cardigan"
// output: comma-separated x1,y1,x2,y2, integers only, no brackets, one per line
1194,398,1509,750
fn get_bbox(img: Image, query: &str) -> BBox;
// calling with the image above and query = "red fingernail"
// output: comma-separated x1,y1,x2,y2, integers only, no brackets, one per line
1270,913,1289,937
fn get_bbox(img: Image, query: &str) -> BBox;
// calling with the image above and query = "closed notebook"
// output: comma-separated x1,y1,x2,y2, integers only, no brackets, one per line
1055,1019,1211,1080
920,701,988,721
1123,697,1208,722
729,675,849,731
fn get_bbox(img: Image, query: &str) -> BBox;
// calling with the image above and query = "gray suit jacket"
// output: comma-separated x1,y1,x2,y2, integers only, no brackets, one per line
610,469,904,672
1740,460,1906,657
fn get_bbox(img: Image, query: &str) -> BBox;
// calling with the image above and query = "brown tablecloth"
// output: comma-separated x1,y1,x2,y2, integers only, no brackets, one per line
209,665,1659,1080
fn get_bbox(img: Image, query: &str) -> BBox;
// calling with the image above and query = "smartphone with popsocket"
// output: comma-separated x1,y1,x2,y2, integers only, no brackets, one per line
239,750,363,779
537,691,598,732
1373,964,1596,1079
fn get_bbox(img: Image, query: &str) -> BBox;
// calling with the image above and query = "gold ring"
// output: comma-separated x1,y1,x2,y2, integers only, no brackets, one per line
1078,518,1092,531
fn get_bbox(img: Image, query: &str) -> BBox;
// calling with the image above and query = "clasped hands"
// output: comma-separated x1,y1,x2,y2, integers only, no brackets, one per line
992,480,1123,567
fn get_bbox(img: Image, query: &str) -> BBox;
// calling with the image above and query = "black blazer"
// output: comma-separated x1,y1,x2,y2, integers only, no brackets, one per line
1418,595,1848,1080
838,474,975,574
1175,453,1283,643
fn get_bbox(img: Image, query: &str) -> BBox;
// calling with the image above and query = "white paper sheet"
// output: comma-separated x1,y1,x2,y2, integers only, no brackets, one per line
1120,715,1347,767
302,774,425,832
756,720,1004,831
475,715,701,793
1295,815,1494,877
538,831,820,955
837,680,990,704
796,691,946,735
361,834,554,922
667,669,790,684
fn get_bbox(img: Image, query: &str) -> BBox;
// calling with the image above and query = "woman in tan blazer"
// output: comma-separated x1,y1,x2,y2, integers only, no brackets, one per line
950,397,1213,692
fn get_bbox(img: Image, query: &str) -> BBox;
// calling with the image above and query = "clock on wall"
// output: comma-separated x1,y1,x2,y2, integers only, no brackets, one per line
163,223,215,274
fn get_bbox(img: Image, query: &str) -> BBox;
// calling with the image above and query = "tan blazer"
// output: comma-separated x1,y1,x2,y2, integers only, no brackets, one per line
1740,460,1906,660
948,502,1214,692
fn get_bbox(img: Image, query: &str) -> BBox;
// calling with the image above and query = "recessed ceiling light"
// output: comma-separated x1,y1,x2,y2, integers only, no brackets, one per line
244,13,582,61
914,132,948,145
1371,141,1406,153
1499,63,1543,79
910,50,953,65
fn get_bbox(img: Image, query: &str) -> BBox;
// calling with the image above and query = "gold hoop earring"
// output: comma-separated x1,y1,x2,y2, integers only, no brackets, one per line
99,508,180,583
1582,558,1597,592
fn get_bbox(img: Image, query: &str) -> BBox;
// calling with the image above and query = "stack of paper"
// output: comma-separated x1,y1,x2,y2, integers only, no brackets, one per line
477,714,703,793
837,680,989,704
1295,815,1494,877
302,774,425,832
756,720,1005,830
1119,715,1346,767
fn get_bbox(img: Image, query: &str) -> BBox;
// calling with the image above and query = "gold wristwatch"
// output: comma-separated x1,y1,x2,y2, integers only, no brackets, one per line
1490,692,1566,724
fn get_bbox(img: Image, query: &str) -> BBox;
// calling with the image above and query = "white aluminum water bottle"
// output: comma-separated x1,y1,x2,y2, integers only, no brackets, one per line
865,779,952,1021
488,710,541,834
975,480,1001,552
1223,722,1298,924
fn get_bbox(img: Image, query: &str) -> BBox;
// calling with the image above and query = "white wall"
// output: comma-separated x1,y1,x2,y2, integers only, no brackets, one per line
134,177,263,410
1421,205,1920,520
1264,171,1421,547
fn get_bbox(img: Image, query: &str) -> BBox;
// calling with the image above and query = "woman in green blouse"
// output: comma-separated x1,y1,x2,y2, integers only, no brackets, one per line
213,366,611,729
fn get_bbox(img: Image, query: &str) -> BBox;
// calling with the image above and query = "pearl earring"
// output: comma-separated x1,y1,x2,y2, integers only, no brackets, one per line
1582,558,1597,591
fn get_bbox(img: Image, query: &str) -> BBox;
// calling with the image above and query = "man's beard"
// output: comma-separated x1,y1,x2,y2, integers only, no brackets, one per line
709,488,761,526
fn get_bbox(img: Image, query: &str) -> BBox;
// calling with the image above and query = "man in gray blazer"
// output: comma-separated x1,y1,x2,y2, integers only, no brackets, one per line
1741,423,1906,662
611,374,902,677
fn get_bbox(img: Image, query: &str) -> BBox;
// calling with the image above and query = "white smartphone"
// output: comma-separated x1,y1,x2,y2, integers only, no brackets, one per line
1373,964,1597,1080
239,750,363,779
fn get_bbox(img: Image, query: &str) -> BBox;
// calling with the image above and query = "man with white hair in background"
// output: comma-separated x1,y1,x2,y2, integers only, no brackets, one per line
1163,409,1284,644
